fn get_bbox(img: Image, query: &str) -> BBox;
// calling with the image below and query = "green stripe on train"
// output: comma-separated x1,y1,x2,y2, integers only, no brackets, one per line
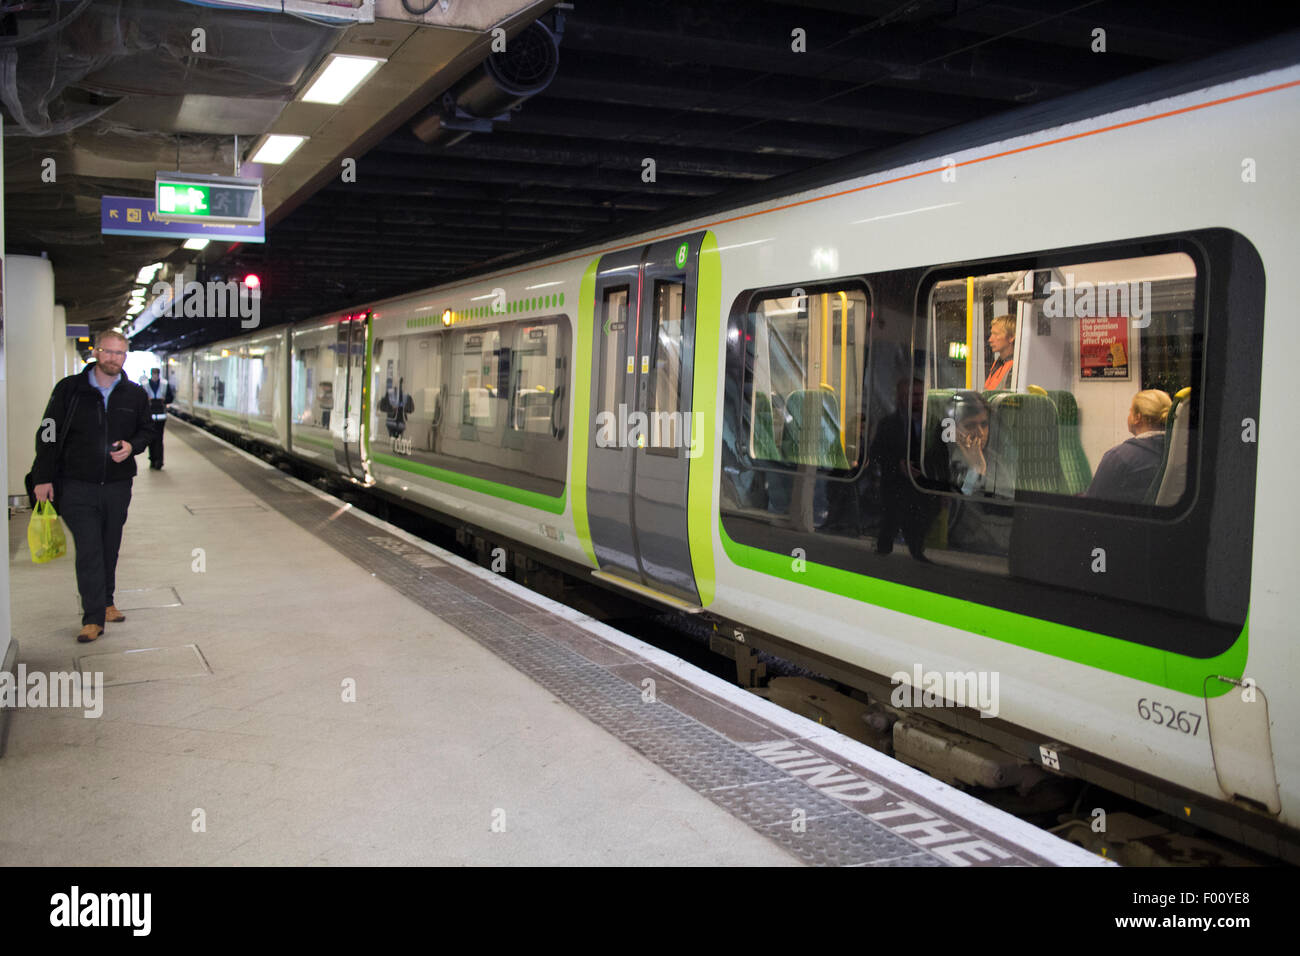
717,523,1246,696
292,431,334,452
688,232,720,606
371,452,566,515
570,259,601,566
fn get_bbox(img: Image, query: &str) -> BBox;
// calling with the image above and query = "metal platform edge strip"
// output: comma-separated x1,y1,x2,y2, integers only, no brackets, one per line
172,420,1107,868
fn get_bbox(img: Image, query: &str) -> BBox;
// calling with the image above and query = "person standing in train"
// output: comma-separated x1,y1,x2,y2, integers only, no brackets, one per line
143,367,175,470
984,315,1016,390
30,330,156,644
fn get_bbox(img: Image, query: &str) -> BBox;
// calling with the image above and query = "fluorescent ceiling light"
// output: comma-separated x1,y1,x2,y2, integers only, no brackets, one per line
183,238,210,250
136,262,163,284
301,54,386,105
251,134,308,165
126,303,145,315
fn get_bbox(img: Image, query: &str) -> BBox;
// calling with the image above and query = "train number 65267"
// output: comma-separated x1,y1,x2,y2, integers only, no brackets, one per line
1137,699,1202,735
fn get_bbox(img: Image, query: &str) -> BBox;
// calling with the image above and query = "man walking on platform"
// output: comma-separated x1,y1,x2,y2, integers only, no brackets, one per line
143,367,175,469
30,330,156,644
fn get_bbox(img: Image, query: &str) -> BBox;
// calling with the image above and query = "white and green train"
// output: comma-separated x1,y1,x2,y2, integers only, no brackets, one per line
166,37,1300,860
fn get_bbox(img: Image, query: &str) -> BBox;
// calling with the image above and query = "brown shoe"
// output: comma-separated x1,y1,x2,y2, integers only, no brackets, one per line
77,624,104,643
105,605,126,623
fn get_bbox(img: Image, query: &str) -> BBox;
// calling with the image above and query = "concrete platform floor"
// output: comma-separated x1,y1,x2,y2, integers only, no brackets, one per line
2,427,797,866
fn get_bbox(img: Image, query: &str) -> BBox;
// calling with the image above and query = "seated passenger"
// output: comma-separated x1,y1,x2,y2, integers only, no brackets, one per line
948,391,1015,498
1084,389,1171,502
946,390,1015,557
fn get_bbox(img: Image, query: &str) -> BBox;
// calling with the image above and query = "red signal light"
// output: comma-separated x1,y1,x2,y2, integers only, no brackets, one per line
243,273,261,290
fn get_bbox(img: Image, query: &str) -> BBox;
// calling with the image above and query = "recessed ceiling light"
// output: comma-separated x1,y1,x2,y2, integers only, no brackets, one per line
251,134,308,165
184,238,210,250
301,54,386,105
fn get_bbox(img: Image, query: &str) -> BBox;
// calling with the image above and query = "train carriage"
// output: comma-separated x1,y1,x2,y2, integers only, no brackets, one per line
166,40,1300,859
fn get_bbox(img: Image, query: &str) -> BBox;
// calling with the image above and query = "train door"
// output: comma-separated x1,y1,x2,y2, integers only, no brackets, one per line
333,312,370,481
587,234,702,605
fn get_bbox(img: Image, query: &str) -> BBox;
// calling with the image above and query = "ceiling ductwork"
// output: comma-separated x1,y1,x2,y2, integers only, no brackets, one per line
411,14,562,148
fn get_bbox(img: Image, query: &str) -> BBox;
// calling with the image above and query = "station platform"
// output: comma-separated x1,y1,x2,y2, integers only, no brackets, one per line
2,417,1105,867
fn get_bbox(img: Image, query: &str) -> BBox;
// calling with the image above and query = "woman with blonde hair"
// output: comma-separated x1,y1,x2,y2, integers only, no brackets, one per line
1085,389,1172,502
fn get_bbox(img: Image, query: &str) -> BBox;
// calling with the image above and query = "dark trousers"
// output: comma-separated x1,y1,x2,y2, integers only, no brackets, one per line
59,478,133,627
148,418,166,466
876,484,937,559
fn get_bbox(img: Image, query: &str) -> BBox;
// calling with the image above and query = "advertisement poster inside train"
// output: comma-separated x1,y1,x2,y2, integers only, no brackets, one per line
1079,315,1130,380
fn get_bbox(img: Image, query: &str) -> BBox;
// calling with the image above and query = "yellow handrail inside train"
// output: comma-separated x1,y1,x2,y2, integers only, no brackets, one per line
965,277,974,390
838,290,848,451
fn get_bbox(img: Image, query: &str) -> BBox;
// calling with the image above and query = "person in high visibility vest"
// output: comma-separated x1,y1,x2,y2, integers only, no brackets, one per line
984,314,1016,391
143,368,175,470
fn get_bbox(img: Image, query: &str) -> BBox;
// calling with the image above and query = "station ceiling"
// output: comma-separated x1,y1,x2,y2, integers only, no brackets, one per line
4,0,1299,352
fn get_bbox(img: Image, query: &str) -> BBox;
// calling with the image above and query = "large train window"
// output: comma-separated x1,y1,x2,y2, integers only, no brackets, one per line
743,284,869,472
918,252,1198,517
722,230,1252,656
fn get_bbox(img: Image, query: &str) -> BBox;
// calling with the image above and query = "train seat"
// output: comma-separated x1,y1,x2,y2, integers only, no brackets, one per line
1150,388,1191,506
782,387,849,469
922,388,957,480
751,391,781,461
988,391,1066,494
1046,389,1093,494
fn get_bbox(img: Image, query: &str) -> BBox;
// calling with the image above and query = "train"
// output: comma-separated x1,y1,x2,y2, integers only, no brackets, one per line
156,36,1300,860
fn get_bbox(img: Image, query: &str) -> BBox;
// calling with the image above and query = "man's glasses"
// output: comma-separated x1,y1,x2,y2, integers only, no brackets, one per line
96,348,127,358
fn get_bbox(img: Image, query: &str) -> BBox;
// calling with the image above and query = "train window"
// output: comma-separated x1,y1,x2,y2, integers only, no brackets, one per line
508,323,561,435
597,287,630,420
454,328,501,430
919,252,1198,521
375,331,444,450
648,279,685,450
744,285,868,471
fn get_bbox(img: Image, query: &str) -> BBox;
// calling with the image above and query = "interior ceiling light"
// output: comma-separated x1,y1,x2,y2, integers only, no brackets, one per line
301,54,386,105
251,134,308,165
135,262,163,284
184,238,211,250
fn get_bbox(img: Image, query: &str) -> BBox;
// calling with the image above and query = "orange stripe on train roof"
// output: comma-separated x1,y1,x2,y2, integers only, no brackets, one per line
425,76,1300,295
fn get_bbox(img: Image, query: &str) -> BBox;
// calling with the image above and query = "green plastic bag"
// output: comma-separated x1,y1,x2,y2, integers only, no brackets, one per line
28,501,67,564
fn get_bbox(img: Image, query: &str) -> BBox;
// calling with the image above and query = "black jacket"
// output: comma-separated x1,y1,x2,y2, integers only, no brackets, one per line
31,365,156,486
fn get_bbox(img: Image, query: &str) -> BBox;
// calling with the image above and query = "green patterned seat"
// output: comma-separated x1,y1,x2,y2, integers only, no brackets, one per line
988,392,1065,493
1147,388,1191,505
752,391,781,461
782,387,849,469
922,388,956,480
1047,390,1092,494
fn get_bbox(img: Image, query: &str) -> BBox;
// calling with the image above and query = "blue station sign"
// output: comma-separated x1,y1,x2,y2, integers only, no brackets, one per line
101,195,265,243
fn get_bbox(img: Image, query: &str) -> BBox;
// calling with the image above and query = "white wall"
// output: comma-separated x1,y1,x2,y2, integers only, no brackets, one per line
4,256,56,502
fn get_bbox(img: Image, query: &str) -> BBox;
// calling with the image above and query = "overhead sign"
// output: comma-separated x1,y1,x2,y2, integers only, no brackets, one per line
101,196,265,243
154,171,262,224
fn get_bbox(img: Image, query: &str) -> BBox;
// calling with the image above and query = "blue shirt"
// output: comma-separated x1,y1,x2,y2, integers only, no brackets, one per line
90,366,121,409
